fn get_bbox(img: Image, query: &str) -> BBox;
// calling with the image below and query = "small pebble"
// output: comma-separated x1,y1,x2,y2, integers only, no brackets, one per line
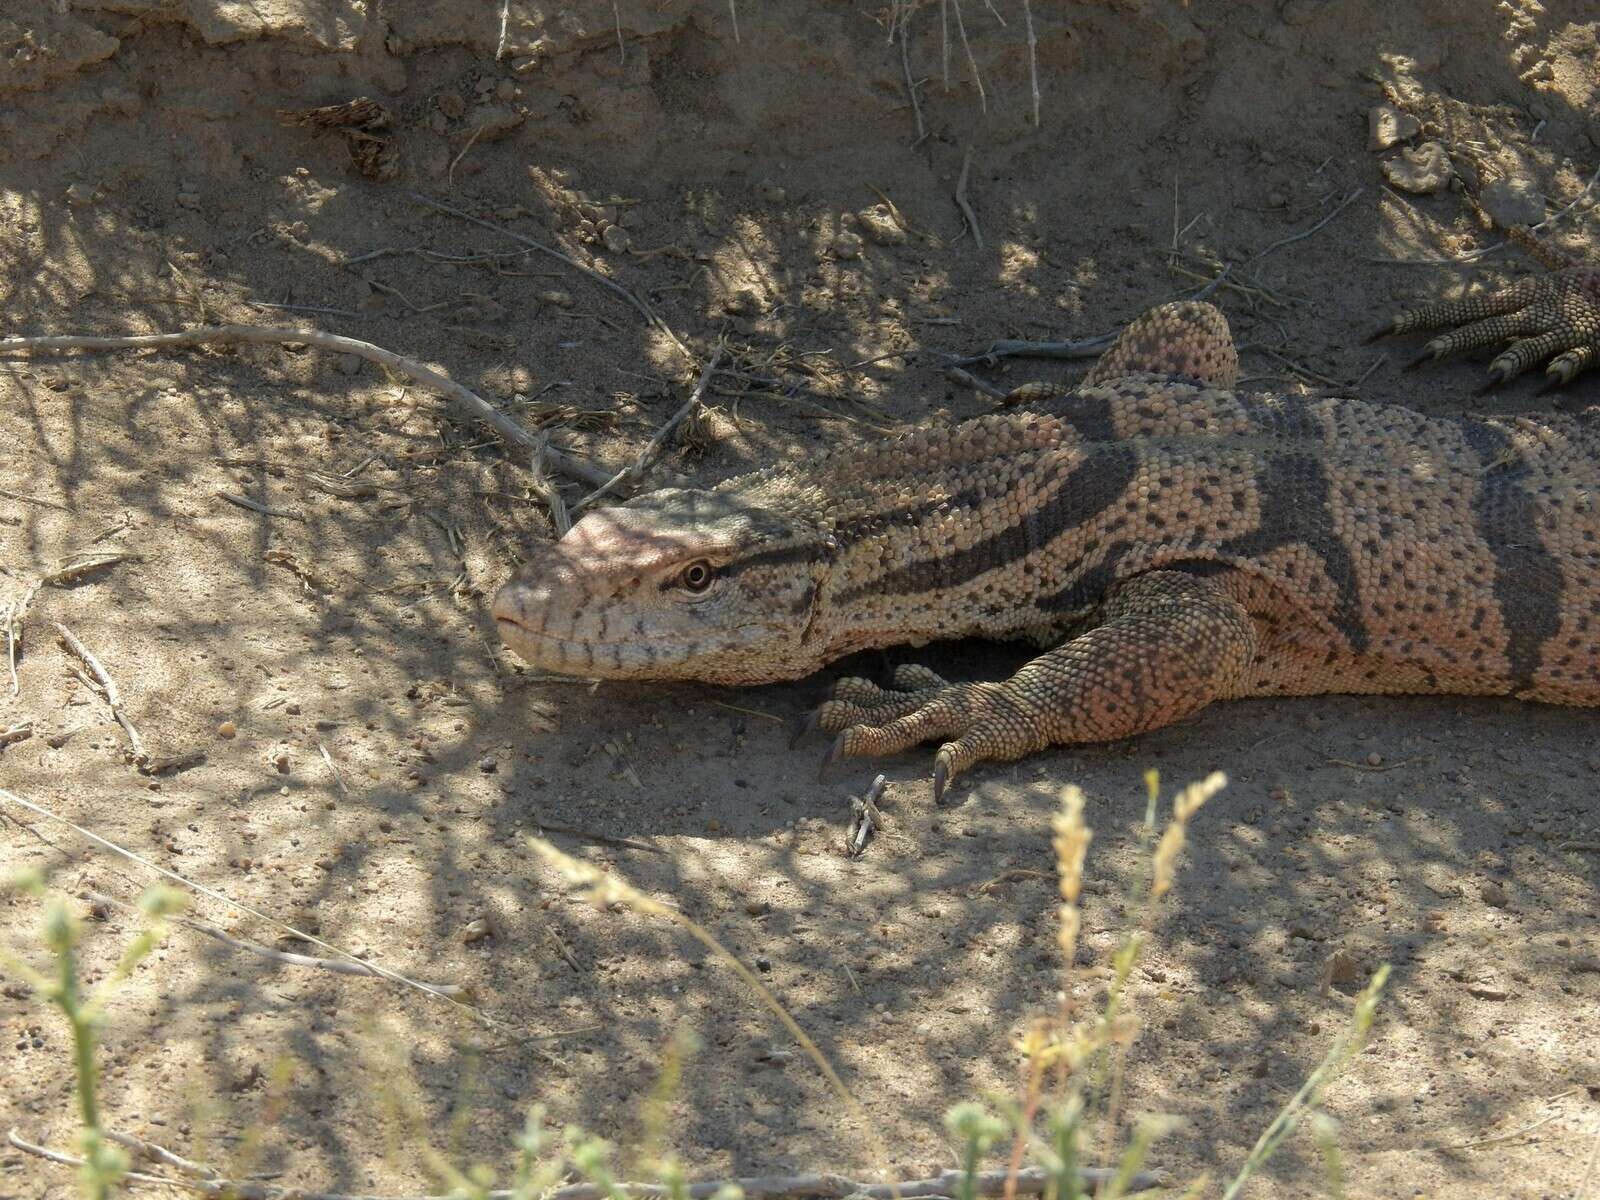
1382,141,1452,194
1366,103,1420,151
857,205,906,245
334,354,363,377
1480,174,1545,228
1480,880,1509,908
1279,0,1321,26
540,289,574,308
461,917,494,944
217,721,237,739
436,92,465,119
275,751,291,774
1367,751,1382,767
723,288,764,317
478,754,497,773
601,225,631,254
467,105,525,141
829,230,864,260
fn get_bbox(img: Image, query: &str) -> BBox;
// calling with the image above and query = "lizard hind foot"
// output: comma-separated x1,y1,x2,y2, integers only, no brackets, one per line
1377,246,1600,389
1085,301,1240,388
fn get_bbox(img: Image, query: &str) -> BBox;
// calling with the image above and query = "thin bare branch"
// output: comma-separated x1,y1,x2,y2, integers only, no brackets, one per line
0,324,609,490
7,1129,1163,1200
574,345,725,514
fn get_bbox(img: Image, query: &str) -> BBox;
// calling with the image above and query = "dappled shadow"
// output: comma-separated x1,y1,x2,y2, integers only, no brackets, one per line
4,0,1600,1196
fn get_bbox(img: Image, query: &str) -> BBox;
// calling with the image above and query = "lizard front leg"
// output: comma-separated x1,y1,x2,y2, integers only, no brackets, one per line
811,570,1259,803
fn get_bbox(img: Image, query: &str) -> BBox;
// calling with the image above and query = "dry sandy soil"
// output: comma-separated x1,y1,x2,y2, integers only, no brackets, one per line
2,1,1600,1196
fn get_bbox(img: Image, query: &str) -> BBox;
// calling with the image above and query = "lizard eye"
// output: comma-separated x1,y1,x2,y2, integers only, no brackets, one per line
679,560,716,592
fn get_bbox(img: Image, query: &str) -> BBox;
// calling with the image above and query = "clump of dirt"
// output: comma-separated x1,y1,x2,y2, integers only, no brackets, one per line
3,1,1600,1196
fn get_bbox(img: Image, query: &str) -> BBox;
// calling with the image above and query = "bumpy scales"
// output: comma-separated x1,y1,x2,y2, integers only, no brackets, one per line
495,301,1600,802
1371,229,1600,390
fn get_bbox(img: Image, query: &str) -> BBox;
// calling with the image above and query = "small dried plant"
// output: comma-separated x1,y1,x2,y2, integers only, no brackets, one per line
0,871,184,1200
968,771,1389,1199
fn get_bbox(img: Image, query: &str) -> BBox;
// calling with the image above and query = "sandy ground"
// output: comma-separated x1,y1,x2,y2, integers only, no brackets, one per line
2,1,1600,1196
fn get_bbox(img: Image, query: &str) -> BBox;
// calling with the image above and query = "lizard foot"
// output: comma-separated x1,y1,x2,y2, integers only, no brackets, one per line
1370,239,1600,390
806,571,1260,805
813,670,1037,805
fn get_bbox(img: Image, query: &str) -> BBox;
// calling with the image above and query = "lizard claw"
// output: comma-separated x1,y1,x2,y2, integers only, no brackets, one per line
790,708,823,750
1368,254,1600,388
1475,365,1508,396
817,732,848,783
1364,320,1398,344
1402,346,1440,372
931,751,951,806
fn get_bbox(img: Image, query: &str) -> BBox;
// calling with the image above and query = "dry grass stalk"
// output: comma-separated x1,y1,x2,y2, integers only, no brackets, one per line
1151,770,1225,900
528,836,885,1175
1052,784,1091,970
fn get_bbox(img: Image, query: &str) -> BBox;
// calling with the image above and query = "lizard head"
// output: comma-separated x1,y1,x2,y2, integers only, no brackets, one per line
492,487,836,684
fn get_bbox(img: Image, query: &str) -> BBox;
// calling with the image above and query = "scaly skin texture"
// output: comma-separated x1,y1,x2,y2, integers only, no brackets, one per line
1372,228,1600,389
494,300,1600,801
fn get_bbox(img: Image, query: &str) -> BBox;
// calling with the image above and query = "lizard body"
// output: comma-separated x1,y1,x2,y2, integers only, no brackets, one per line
495,298,1600,801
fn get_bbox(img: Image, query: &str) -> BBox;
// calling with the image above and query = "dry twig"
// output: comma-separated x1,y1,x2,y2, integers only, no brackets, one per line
527,438,573,537
1246,187,1366,269
447,124,485,189
1022,0,1040,125
0,787,485,1017
6,1131,1160,1200
846,774,888,857
103,1129,219,1180
948,0,985,111
217,491,303,521
947,331,1116,369
955,146,982,247
574,346,725,514
900,16,925,144
409,192,692,363
53,622,143,762
84,890,468,996
5,585,37,695
0,486,69,511
41,552,134,586
0,324,611,490
531,819,662,854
